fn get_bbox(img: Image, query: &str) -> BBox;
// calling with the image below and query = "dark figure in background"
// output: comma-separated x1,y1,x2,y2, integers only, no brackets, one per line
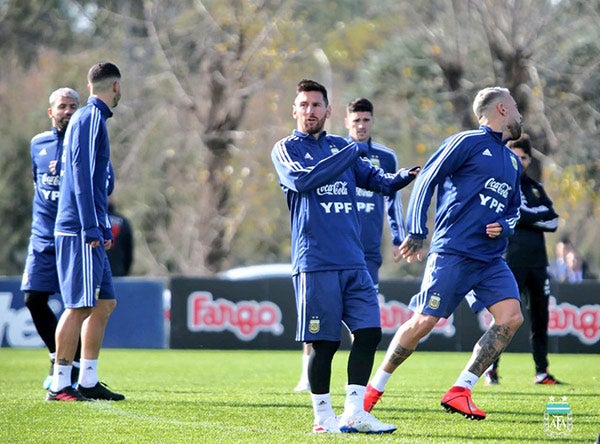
485,133,562,385
107,197,134,277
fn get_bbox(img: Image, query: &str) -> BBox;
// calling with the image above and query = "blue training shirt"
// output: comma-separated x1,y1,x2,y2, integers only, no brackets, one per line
272,129,413,275
406,125,522,261
28,127,64,247
55,97,113,243
349,137,405,266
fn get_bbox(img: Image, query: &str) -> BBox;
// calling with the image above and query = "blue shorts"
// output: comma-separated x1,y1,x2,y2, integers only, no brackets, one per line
21,238,60,294
365,258,380,290
55,234,115,309
293,269,380,342
409,253,519,318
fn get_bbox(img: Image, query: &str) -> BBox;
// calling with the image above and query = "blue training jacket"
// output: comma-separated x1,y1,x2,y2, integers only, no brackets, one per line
272,129,414,275
347,137,405,266
28,127,65,247
406,125,522,261
55,97,113,243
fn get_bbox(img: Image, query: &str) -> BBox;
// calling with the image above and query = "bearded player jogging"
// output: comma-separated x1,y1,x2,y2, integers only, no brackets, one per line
364,86,525,421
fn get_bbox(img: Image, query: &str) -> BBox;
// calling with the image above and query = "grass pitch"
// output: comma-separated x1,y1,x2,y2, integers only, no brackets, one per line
0,349,597,443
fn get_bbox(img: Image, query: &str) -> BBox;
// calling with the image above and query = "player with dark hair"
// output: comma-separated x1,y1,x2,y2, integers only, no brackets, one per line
21,87,83,389
48,62,125,402
364,86,524,420
294,97,416,392
272,79,418,433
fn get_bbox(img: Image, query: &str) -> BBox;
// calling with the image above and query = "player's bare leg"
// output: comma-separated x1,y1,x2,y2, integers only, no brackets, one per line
442,298,522,419
364,313,437,411
46,307,92,401
76,299,124,400
466,298,523,376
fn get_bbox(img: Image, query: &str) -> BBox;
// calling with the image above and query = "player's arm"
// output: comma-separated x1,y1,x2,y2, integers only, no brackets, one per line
30,144,37,184
71,119,102,245
382,153,407,260
355,160,419,196
271,139,362,192
489,173,522,239
405,139,461,239
517,182,559,232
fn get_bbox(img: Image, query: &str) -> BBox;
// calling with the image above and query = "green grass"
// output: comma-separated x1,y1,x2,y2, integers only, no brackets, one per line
0,349,598,443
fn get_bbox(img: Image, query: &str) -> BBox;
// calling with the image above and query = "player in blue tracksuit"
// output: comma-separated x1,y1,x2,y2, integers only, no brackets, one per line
345,99,409,284
49,62,124,402
365,87,525,422
293,98,416,393
272,80,417,434
21,88,82,389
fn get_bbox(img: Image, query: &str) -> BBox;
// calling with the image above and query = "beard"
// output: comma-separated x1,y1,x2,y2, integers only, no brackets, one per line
506,120,522,141
55,118,70,131
300,115,326,135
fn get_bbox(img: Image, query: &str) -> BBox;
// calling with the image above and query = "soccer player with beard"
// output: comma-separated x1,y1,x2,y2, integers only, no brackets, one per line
293,98,418,393
364,87,525,421
271,79,418,434
21,88,83,389
48,62,125,402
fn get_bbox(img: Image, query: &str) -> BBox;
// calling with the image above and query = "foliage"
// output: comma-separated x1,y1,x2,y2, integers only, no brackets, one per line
0,0,598,277
1,349,598,443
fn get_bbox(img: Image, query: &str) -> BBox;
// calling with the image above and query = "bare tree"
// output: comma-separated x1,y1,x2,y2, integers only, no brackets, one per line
111,0,301,274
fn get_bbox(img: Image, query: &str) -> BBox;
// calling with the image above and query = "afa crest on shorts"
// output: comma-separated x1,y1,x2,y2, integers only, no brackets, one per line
428,292,441,310
309,317,320,334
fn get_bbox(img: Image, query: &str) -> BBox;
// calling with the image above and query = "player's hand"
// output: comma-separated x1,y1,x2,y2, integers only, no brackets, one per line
407,165,421,177
399,236,424,263
88,240,101,248
485,222,503,238
104,239,113,250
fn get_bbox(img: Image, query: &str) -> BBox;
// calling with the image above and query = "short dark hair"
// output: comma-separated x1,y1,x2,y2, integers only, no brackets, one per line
87,62,121,84
296,79,328,106
507,133,532,156
347,98,373,114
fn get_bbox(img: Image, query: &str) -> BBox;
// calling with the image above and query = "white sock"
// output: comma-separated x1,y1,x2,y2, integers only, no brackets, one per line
343,384,365,417
50,364,72,392
49,352,56,363
453,370,479,390
312,393,336,424
79,358,99,388
370,368,393,392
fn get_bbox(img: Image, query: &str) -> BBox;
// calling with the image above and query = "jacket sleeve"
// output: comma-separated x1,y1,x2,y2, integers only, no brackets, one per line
384,153,405,245
271,139,362,192
517,178,559,232
405,135,466,239
354,159,415,197
496,163,522,240
72,117,101,242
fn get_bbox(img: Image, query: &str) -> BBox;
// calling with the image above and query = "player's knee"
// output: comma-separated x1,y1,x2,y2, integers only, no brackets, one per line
509,310,524,331
95,299,117,318
23,291,50,309
406,313,438,339
352,327,382,350
493,305,524,332
312,340,340,361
